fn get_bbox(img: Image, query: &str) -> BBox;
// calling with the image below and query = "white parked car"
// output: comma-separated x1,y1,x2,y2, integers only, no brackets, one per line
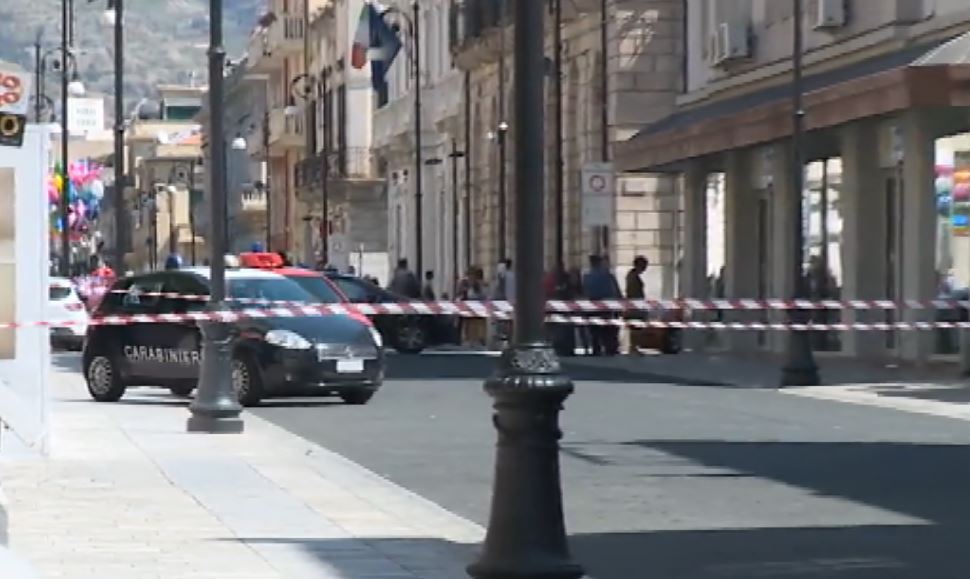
48,277,89,351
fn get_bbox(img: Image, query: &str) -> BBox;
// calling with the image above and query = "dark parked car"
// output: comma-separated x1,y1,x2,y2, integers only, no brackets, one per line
324,273,457,354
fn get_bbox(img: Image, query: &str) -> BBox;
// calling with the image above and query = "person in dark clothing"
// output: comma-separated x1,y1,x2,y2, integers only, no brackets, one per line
389,258,421,298
583,254,621,356
625,255,649,354
422,271,436,300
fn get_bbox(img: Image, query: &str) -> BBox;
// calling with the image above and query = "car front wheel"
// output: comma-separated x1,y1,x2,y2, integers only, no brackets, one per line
86,354,127,402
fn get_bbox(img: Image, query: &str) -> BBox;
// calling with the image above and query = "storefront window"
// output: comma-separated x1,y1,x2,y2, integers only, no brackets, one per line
932,134,970,354
805,158,844,352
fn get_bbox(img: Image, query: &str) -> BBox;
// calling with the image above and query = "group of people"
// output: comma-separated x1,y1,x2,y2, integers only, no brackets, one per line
385,254,651,356
543,254,650,357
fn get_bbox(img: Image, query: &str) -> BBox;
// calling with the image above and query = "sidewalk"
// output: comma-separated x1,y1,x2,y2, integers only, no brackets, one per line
568,349,970,422
0,362,483,579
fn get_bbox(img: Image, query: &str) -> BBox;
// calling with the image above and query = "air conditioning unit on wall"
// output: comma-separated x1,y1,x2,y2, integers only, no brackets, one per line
712,22,750,66
814,0,847,30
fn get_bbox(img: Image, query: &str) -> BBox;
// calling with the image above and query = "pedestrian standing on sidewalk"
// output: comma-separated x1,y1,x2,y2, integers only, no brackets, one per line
625,255,649,355
422,271,436,301
583,254,621,356
389,258,421,298
460,266,487,347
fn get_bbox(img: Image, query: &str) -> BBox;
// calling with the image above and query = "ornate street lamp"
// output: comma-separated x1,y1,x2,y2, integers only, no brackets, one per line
466,1,583,578
187,0,244,433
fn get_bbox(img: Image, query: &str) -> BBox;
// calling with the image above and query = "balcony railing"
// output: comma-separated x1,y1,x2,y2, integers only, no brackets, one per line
267,14,304,56
295,147,382,190
268,108,305,149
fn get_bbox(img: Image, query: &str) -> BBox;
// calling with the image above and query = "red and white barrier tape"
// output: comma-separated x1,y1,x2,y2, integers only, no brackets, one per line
103,290,970,312
15,308,970,332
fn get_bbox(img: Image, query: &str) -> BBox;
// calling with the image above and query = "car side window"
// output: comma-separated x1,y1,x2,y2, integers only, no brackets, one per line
120,276,166,314
96,279,132,315
332,278,373,302
161,274,209,314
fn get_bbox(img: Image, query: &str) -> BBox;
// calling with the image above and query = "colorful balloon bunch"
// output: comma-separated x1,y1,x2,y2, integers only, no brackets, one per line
48,159,105,241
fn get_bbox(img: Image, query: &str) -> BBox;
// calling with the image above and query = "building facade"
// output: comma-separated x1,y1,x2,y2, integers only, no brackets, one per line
617,0,970,363
197,60,270,256
378,0,685,296
297,0,389,281
247,0,315,255
374,0,464,293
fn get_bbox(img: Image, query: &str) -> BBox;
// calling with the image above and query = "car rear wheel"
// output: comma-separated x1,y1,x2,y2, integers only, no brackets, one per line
86,355,126,402
394,322,426,354
340,389,374,405
232,353,264,407
660,329,682,355
168,385,194,398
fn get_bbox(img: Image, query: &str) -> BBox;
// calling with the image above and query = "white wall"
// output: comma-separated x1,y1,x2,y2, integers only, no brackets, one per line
0,125,51,457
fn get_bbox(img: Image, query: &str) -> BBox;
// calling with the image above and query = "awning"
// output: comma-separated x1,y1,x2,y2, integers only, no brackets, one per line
617,31,970,173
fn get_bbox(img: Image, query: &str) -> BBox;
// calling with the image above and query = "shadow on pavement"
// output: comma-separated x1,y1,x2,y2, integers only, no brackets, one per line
384,353,720,385
231,520,969,579
234,439,970,577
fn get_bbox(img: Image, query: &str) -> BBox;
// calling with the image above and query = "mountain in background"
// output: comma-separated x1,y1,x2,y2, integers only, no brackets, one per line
0,0,265,115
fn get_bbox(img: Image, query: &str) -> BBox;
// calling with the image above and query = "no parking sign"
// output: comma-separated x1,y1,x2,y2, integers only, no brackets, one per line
581,162,615,228
0,67,30,148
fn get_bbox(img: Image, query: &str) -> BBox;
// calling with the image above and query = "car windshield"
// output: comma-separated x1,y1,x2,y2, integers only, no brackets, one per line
226,277,318,308
287,275,345,304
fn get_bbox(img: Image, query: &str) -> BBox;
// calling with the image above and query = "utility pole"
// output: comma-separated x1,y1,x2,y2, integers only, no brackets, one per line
552,0,564,268
496,0,507,262
412,0,423,276
113,0,126,272
60,0,71,277
780,0,820,386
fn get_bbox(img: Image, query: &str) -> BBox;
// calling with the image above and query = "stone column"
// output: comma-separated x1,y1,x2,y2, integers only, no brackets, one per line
724,149,760,352
899,111,937,363
769,141,796,353
681,162,708,350
840,120,888,359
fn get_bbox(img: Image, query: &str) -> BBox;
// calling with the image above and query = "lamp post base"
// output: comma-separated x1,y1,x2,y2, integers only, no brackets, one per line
187,318,244,433
467,343,584,579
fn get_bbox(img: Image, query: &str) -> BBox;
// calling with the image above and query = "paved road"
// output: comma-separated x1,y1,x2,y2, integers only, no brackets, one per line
250,352,970,579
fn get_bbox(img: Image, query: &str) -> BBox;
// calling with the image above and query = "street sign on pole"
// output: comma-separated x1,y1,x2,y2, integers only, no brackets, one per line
581,161,614,228
0,67,30,149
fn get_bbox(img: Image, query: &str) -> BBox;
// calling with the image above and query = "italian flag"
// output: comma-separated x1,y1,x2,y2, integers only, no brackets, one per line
351,2,376,69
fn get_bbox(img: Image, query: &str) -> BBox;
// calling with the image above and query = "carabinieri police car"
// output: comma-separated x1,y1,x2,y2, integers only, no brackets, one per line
82,265,385,406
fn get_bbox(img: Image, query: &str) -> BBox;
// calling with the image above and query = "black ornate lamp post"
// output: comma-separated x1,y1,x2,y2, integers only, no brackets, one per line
187,0,244,433
466,1,583,578
780,0,820,386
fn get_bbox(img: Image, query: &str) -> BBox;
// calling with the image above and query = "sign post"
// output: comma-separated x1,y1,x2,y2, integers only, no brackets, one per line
582,162,615,255
581,162,615,228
